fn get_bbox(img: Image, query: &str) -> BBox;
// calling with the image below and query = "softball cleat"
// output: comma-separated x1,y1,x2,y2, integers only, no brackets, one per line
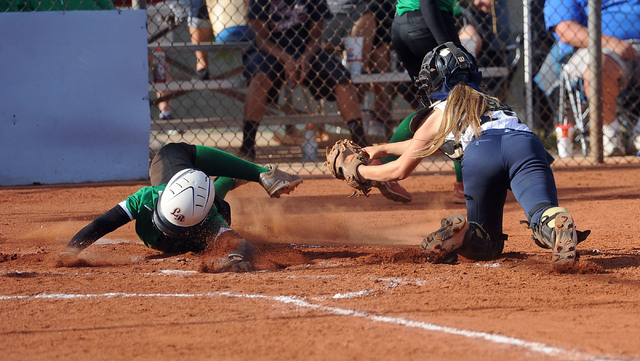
551,212,578,264
421,213,468,263
259,164,303,198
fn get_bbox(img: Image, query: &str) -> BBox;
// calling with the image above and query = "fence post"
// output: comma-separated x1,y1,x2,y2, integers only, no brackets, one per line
522,0,533,129
588,0,602,162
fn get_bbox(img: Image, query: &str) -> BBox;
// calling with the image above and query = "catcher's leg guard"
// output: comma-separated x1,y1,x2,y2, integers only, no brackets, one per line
420,214,468,263
530,207,578,264
458,222,505,261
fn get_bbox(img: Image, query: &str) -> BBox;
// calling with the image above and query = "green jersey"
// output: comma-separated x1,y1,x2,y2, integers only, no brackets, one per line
120,185,228,251
396,0,456,17
0,0,114,11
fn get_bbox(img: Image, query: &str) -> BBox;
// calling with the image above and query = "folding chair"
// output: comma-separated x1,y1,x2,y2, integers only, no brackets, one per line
557,63,640,156
557,65,589,155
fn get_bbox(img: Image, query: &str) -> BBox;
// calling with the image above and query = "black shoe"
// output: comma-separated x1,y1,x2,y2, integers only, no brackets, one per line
238,146,255,162
196,69,210,81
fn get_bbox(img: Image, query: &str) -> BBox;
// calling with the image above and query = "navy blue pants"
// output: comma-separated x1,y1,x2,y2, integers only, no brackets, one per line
461,129,558,259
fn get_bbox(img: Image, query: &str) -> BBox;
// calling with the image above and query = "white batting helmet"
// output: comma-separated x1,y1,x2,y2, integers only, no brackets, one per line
152,168,215,238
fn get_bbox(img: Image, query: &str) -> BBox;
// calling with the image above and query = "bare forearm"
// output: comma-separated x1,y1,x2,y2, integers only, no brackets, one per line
554,20,588,47
365,140,412,159
555,20,619,49
359,153,421,182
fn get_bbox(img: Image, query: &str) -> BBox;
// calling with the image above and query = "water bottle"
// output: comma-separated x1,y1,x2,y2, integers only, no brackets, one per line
301,124,318,162
152,46,167,83
390,50,399,71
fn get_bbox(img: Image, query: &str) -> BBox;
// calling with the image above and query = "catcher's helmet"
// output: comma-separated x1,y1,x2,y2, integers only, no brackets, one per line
416,42,479,100
152,168,215,239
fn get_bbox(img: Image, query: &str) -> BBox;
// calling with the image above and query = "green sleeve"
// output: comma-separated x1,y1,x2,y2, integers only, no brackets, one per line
194,145,265,182
380,111,417,164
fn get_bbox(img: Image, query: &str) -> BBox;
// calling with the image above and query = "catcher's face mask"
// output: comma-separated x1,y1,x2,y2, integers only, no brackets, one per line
410,42,484,133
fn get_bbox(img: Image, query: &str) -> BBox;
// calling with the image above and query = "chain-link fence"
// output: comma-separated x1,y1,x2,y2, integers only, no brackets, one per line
532,0,640,163
143,0,529,174
145,0,430,173
3,0,639,173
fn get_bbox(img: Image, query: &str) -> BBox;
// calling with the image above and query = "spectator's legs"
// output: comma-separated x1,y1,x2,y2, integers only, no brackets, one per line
370,43,392,135
457,23,482,57
584,54,624,155
241,71,272,160
350,11,375,107
335,81,369,146
351,11,392,138
187,0,212,80
190,26,212,79
155,39,173,120
157,90,173,120
352,12,376,60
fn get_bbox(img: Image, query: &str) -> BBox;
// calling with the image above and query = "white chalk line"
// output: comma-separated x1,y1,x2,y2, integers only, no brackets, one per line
0,291,621,361
0,269,437,286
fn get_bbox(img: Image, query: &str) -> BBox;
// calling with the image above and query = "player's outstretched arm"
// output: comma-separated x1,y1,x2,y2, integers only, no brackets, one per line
363,140,412,160
56,205,131,266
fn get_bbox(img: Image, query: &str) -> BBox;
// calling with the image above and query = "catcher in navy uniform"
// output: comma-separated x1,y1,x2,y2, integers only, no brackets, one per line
326,42,590,266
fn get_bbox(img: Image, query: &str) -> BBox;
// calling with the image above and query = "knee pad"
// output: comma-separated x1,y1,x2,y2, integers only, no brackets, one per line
530,207,569,249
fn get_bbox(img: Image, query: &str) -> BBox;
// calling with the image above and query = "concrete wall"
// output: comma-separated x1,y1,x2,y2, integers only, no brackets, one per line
0,10,150,185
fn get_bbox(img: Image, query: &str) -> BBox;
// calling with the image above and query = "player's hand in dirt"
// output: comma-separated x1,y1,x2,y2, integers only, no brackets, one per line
199,235,256,273
54,247,87,267
200,253,254,273
221,253,254,272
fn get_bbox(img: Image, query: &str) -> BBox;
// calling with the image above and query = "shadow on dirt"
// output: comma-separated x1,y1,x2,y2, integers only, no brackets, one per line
586,252,640,270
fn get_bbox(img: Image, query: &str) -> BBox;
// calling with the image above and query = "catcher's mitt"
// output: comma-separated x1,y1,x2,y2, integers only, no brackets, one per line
325,139,372,197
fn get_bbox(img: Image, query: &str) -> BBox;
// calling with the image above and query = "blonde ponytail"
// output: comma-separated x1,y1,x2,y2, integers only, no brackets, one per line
414,84,499,159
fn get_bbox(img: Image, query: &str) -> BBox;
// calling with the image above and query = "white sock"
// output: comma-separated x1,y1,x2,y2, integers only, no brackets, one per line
603,120,620,138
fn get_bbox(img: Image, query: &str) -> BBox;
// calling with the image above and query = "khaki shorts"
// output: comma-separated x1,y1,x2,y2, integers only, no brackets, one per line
564,40,640,89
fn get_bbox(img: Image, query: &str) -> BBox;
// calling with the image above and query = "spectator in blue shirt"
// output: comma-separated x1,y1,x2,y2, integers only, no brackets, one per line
545,0,640,156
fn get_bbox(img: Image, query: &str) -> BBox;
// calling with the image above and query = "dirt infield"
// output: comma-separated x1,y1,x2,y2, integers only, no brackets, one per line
1,165,640,361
